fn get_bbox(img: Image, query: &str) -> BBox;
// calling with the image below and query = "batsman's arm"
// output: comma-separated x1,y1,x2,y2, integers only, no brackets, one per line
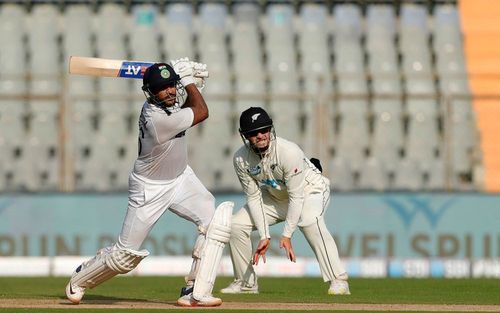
183,84,209,126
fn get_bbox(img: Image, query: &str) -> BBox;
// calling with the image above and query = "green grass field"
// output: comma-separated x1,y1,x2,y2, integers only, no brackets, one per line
0,276,499,312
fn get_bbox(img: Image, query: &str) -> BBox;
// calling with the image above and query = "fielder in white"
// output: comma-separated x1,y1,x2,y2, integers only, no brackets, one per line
65,59,233,307
221,107,350,295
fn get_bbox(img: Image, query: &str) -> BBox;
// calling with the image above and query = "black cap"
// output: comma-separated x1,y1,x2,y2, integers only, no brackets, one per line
142,63,180,94
239,107,273,135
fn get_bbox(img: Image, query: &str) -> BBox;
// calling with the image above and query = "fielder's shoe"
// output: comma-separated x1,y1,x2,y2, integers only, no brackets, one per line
65,281,86,304
328,279,351,295
176,294,222,307
220,279,259,294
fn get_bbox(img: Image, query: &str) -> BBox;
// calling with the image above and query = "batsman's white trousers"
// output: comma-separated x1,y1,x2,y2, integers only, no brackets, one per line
117,166,215,251
228,187,347,284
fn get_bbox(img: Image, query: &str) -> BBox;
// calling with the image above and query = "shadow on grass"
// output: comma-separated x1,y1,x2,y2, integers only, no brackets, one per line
55,294,175,306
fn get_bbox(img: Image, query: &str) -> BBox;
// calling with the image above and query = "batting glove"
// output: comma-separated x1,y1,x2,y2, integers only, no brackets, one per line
170,57,196,87
190,61,209,90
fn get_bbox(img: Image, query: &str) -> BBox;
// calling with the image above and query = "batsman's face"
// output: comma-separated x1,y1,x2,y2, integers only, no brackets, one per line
247,127,271,151
156,84,177,106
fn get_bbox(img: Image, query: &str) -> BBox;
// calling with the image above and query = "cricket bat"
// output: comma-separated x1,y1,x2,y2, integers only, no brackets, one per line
69,56,154,79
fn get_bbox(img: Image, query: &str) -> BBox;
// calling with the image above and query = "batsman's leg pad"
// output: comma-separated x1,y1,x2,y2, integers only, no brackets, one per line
71,246,149,289
192,201,234,300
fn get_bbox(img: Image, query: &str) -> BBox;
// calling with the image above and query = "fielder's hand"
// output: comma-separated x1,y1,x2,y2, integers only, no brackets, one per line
170,57,196,87
280,236,296,263
252,238,271,266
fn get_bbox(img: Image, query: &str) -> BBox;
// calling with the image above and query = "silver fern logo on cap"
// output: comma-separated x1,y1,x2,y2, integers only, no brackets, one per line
251,113,261,122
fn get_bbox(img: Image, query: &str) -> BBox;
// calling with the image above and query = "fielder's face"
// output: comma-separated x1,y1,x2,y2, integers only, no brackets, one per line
247,127,271,152
155,84,177,107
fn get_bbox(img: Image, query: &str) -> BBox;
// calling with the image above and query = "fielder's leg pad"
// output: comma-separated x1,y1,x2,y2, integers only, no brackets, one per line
192,201,234,300
70,246,149,289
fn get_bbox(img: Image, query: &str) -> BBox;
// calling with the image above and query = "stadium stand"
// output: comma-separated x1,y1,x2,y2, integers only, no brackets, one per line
0,0,485,193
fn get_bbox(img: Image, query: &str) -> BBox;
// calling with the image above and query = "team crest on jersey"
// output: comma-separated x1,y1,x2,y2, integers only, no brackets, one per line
248,165,261,176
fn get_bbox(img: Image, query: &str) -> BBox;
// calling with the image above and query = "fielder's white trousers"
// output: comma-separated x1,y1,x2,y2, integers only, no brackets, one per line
117,166,215,251
228,187,347,284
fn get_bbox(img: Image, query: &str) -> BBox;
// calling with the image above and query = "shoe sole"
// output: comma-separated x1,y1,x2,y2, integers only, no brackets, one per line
328,290,351,295
220,289,259,294
176,299,223,307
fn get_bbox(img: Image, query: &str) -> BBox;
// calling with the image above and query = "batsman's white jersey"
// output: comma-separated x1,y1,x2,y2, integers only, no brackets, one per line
119,101,215,251
230,137,347,283
134,101,191,180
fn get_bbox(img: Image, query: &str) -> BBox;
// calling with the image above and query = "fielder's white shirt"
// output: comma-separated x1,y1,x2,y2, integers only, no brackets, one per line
133,101,194,180
233,137,328,240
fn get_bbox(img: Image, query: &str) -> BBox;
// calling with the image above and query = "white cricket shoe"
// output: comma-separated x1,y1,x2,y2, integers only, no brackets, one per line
328,279,351,295
220,279,259,294
65,281,86,304
176,294,222,307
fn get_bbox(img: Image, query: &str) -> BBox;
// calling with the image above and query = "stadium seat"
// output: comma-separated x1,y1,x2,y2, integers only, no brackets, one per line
433,4,462,47
0,4,27,72
268,72,302,142
367,48,399,78
366,4,396,39
328,156,355,191
95,4,127,60
264,3,296,75
198,2,229,75
366,4,401,105
298,3,332,96
262,4,301,142
62,4,93,58
24,100,61,191
393,158,423,190
371,102,404,173
161,3,194,60
337,75,369,99
334,42,364,75
130,4,161,62
358,157,389,191
425,157,446,191
0,5,27,97
231,24,262,75
335,113,369,172
28,4,60,96
233,2,260,25
447,100,476,174
439,76,470,96
333,4,363,40
0,100,27,193
234,70,266,107
26,2,61,190
400,4,433,81
405,109,440,171
68,99,97,162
